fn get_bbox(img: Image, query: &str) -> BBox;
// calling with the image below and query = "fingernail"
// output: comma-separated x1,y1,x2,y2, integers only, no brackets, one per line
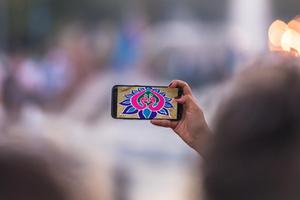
168,82,173,87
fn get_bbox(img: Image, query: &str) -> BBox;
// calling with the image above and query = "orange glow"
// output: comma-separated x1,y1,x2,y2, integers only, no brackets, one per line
268,42,283,52
288,18,300,34
268,17,300,56
268,20,287,47
281,29,300,55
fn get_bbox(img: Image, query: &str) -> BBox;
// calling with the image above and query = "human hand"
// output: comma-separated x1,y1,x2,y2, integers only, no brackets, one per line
151,80,212,155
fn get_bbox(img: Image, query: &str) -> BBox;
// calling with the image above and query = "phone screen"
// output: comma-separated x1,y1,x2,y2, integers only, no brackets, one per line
112,86,182,120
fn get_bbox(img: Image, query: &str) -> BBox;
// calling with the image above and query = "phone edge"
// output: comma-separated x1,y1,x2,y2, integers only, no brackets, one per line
176,88,184,121
111,85,118,119
111,85,183,121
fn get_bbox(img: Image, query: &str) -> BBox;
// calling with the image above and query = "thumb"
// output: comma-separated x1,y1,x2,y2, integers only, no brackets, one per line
151,120,177,129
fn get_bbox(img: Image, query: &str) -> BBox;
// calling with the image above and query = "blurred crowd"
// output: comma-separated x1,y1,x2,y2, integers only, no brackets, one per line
0,5,269,197
0,0,291,199
0,19,241,120
1,19,227,200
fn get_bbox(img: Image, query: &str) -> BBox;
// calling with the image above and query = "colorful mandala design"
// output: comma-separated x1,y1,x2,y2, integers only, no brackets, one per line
120,87,174,119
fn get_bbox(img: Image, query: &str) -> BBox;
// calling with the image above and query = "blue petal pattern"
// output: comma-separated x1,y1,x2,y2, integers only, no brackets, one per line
138,110,146,119
158,108,169,116
165,102,173,108
143,108,151,118
120,99,131,106
165,97,172,102
125,94,133,98
123,106,138,114
132,90,138,95
149,112,157,119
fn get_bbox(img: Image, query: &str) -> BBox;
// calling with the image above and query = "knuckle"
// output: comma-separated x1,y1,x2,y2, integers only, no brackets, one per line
181,81,190,89
180,80,188,85
172,80,181,85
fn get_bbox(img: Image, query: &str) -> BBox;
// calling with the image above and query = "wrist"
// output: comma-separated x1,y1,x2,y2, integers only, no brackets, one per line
192,127,213,158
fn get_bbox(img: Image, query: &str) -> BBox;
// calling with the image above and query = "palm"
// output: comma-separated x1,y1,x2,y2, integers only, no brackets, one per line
173,105,205,148
151,80,211,154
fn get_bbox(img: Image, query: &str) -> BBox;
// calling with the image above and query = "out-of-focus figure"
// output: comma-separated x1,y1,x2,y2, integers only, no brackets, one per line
0,139,74,200
0,135,113,200
204,56,300,200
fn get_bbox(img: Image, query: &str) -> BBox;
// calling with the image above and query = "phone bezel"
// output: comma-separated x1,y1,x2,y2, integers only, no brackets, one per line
111,85,183,121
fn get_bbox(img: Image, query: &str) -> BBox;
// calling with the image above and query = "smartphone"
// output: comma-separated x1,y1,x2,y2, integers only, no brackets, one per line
111,85,183,120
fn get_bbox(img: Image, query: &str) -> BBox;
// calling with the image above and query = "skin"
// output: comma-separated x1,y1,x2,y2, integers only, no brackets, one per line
151,80,212,156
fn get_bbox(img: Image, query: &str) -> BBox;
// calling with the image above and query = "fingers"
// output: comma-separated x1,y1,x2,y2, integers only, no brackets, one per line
175,95,196,109
169,80,201,110
169,80,192,95
175,95,188,104
151,120,177,129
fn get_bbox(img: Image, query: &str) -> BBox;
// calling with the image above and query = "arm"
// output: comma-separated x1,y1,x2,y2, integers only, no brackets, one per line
151,80,213,156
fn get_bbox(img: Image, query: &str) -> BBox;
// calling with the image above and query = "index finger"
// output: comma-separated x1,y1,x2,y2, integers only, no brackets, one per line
169,80,192,95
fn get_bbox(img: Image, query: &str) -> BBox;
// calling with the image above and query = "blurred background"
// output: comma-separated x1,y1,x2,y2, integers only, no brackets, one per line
0,0,299,199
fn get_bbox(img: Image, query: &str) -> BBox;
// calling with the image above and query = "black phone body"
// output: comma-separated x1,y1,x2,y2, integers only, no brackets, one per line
111,85,183,120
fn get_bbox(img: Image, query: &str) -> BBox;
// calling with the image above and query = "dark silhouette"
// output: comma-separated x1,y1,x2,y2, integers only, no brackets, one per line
204,56,300,200
0,139,76,200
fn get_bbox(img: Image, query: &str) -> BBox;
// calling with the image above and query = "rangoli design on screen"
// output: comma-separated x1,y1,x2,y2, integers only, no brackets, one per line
120,87,174,119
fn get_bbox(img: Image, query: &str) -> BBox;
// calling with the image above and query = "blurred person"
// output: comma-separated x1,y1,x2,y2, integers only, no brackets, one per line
152,55,300,200
58,25,98,82
111,18,145,72
0,134,112,200
14,56,44,103
0,140,72,200
2,52,46,124
47,24,108,110
0,55,7,92
38,47,74,108
0,56,7,130
2,52,27,122
204,56,300,200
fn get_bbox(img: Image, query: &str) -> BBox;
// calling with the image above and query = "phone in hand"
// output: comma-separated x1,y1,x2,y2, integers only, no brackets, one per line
111,85,183,120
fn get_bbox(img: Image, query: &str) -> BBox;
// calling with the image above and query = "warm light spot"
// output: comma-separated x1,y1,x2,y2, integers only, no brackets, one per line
268,17,300,56
268,20,287,47
281,29,300,55
293,16,300,23
288,18,300,34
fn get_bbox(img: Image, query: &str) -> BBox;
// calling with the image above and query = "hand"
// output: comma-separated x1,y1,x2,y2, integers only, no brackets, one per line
151,80,212,155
